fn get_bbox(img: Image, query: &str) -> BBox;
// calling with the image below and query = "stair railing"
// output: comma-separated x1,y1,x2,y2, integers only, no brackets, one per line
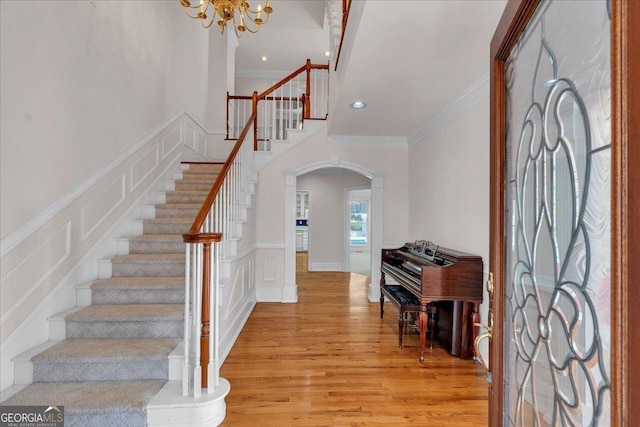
227,59,329,151
182,114,256,397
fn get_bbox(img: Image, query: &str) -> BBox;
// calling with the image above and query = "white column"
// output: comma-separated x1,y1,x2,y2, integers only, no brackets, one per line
282,171,298,302
369,174,383,302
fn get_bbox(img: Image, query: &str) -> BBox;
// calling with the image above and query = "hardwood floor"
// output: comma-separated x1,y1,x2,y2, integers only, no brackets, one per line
219,254,489,426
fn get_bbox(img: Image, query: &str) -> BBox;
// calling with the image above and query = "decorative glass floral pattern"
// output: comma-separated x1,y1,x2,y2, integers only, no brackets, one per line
504,1,611,425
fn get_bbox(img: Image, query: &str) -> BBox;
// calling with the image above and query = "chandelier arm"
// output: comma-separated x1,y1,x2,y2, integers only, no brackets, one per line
181,0,271,36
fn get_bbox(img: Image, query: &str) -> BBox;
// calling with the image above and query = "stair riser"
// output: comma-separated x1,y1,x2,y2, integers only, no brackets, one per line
184,163,223,173
92,289,184,305
174,181,214,191
129,240,185,254
143,222,190,235
33,360,169,382
181,172,218,181
165,193,208,204
66,320,182,339
112,262,185,277
154,206,200,218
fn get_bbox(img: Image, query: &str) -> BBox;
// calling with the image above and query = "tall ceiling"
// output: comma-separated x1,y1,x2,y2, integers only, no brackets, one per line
234,0,508,140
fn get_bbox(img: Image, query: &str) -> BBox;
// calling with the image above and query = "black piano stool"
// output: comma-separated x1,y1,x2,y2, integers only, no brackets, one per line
380,284,436,349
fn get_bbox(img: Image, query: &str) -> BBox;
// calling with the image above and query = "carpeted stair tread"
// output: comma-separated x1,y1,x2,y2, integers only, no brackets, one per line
184,162,224,170
181,172,219,179
143,217,193,224
141,218,192,235
128,234,185,254
1,380,165,426
32,338,181,362
91,276,184,290
110,254,185,277
111,253,185,263
129,234,184,242
174,180,217,191
155,203,203,209
66,304,183,322
164,190,209,203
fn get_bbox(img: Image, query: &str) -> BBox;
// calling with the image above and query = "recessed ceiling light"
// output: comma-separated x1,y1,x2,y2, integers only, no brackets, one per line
351,101,366,109
324,51,331,57
261,56,268,62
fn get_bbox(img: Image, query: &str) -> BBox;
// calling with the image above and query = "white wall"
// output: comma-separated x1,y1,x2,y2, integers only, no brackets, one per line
254,126,409,298
0,1,231,389
407,97,491,359
297,170,370,270
0,0,210,237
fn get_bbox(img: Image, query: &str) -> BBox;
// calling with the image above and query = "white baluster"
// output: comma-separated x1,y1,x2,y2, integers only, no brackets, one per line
193,243,202,398
182,243,191,396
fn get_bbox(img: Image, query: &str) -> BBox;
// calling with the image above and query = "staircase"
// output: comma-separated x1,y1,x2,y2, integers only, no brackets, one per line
1,163,223,427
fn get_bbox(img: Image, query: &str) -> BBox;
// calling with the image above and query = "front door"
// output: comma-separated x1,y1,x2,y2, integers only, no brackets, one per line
488,1,637,425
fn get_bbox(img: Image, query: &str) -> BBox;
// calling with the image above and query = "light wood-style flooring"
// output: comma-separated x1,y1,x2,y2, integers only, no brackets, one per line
219,254,488,426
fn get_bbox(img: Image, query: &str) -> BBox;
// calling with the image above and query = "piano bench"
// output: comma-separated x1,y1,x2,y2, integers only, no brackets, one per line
380,285,435,349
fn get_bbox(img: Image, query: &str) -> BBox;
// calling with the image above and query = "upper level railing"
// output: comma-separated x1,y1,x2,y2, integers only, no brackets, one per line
181,114,256,397
334,0,352,71
227,59,329,151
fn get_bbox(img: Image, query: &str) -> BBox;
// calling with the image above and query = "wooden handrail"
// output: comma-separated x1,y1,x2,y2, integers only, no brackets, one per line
257,59,329,101
226,60,329,147
229,95,302,101
183,112,256,240
334,0,352,72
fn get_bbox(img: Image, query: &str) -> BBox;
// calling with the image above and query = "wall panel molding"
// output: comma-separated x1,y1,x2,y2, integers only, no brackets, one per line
263,255,277,282
0,222,71,324
162,124,183,159
131,145,160,192
81,175,126,241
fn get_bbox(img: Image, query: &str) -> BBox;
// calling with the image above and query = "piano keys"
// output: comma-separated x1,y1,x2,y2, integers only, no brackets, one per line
380,241,483,362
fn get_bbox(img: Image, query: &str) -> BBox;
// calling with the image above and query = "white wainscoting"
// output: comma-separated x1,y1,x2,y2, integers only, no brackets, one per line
254,244,287,302
0,110,221,391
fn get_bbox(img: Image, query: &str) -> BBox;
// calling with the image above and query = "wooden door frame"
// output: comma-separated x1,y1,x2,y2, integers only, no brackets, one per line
488,0,638,425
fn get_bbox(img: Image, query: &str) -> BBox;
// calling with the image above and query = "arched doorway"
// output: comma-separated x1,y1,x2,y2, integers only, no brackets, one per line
282,159,383,303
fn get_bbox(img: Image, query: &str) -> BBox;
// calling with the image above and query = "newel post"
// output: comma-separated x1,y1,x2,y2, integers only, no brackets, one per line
200,241,212,386
252,91,258,151
304,59,311,119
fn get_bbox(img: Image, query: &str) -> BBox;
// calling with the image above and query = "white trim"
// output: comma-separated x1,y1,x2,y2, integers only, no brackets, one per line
255,287,283,302
408,73,489,146
309,262,343,271
329,135,408,149
283,159,383,304
0,110,222,257
0,222,71,323
255,243,285,250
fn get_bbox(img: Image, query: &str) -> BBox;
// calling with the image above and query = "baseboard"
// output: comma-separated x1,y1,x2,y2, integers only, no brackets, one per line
309,262,342,272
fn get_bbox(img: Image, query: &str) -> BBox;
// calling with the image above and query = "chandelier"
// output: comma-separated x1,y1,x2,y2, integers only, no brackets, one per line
180,0,272,37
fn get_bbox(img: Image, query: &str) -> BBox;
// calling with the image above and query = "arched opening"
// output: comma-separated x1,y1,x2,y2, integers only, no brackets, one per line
282,160,383,303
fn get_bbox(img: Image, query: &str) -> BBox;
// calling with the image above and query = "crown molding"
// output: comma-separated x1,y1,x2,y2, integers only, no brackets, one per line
407,73,489,146
329,135,408,149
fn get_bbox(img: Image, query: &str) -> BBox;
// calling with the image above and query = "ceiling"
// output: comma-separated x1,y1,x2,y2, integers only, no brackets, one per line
234,0,508,140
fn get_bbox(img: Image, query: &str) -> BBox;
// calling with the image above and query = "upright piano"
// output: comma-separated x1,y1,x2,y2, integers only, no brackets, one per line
380,241,483,362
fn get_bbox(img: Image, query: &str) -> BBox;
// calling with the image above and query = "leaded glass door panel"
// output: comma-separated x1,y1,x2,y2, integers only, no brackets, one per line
491,0,613,425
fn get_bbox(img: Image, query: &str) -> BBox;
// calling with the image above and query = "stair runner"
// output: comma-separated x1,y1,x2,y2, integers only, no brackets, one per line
1,163,223,427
